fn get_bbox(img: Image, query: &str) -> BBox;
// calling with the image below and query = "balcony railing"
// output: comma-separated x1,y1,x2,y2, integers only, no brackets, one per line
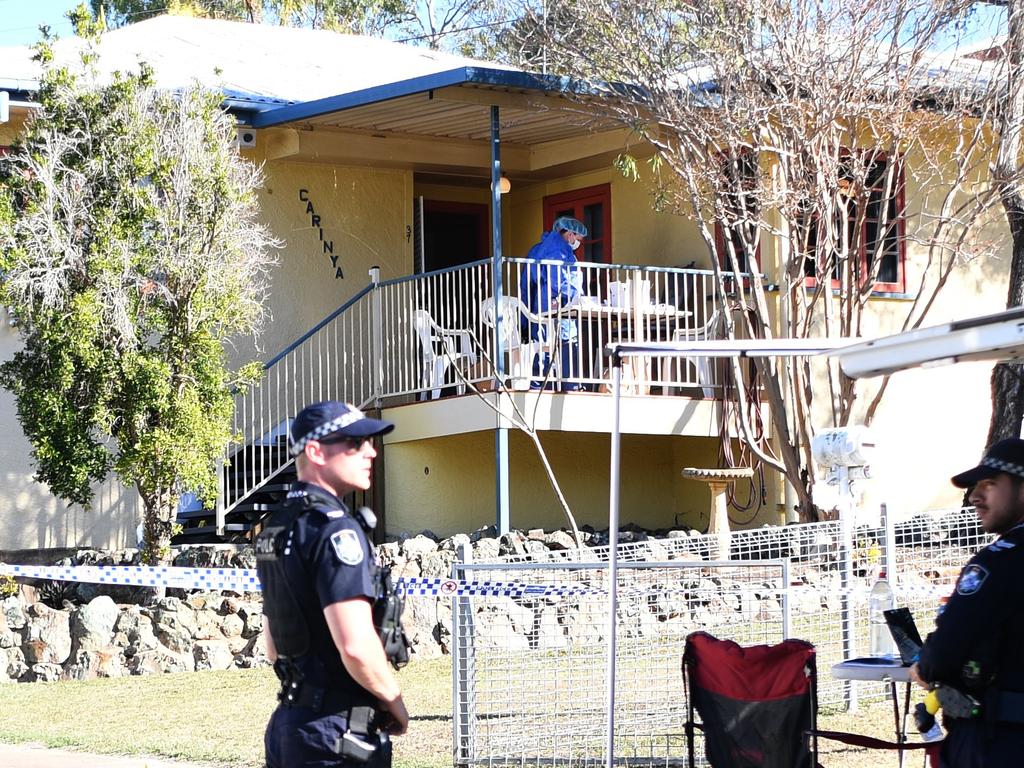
221,259,747,522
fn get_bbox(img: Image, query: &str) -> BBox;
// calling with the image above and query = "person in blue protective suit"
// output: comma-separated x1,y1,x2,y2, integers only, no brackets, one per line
519,216,587,391
257,401,411,768
910,438,1024,768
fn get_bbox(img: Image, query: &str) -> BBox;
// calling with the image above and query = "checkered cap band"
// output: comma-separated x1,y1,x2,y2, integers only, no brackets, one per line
290,407,367,457
981,456,1024,478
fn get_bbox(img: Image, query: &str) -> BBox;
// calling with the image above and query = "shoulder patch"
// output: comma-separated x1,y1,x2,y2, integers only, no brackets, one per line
331,529,364,565
987,540,1016,552
956,564,989,595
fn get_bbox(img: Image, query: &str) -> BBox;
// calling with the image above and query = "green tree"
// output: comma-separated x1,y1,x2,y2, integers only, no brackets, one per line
0,24,278,563
91,0,263,27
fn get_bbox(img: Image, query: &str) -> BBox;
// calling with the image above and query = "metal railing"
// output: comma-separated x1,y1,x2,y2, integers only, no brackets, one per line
219,259,747,525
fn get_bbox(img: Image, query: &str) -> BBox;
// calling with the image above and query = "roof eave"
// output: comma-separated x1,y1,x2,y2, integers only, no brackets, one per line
247,66,592,129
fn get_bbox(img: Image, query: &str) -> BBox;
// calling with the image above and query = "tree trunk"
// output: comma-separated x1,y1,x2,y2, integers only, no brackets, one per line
988,0,1024,448
141,496,176,567
985,197,1024,446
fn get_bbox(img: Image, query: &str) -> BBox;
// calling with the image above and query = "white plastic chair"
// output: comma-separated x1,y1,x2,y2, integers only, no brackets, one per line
413,309,476,400
480,296,557,390
660,309,723,398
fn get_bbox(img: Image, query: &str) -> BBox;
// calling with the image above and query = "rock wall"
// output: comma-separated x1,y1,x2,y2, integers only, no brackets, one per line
0,523,734,683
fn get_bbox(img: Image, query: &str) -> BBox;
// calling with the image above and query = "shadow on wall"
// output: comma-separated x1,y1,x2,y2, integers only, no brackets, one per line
0,470,140,552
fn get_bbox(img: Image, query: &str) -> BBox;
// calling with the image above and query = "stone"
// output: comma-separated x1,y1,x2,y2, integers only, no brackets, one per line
193,640,234,671
1,597,27,631
71,596,119,652
148,599,199,654
0,613,17,649
5,645,27,681
498,531,527,558
192,609,222,640
419,550,456,578
400,534,438,559
62,647,123,680
22,603,71,664
220,613,244,639
542,531,577,550
526,528,546,541
438,533,471,553
240,607,264,639
127,644,195,675
115,606,159,652
469,525,497,543
187,593,225,613
29,663,63,682
471,537,500,561
233,633,269,669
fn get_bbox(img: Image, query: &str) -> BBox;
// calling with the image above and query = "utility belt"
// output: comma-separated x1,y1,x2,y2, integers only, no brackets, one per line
990,690,1024,726
276,671,387,763
940,687,1024,725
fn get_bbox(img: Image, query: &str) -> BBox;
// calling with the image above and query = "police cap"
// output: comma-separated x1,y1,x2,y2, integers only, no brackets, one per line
951,438,1024,488
289,400,394,458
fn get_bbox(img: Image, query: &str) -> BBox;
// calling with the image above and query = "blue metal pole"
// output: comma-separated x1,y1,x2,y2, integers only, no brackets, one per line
491,105,510,534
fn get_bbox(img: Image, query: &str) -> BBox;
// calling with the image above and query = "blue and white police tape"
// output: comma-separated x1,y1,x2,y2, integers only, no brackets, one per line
0,562,956,601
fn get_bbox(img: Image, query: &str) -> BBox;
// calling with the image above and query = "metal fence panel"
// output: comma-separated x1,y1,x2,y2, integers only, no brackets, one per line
452,560,788,767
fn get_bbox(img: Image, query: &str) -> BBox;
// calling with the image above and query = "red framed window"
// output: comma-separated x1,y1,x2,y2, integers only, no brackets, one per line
802,152,906,293
543,183,612,263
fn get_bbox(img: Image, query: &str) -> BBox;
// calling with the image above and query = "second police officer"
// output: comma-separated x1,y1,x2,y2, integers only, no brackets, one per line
911,438,1024,767
257,400,411,768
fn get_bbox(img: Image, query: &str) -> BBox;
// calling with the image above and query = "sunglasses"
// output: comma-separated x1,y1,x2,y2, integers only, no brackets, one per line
318,435,373,452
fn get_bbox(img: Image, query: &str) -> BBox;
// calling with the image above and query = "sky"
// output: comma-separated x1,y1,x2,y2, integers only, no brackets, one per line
0,0,1010,50
0,0,83,47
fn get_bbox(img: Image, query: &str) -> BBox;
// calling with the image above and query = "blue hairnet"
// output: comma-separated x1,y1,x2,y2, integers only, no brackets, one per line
553,216,588,238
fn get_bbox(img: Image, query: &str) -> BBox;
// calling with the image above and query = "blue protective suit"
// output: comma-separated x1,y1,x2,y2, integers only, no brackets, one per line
519,230,583,390
519,230,582,342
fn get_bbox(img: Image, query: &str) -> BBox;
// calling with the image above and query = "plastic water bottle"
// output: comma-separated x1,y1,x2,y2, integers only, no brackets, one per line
868,571,896,657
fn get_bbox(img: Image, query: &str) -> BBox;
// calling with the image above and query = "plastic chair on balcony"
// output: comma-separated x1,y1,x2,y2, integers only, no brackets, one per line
413,309,476,400
660,309,723,398
480,296,557,390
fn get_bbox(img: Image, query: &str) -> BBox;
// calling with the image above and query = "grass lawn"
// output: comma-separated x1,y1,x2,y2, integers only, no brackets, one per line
0,657,927,767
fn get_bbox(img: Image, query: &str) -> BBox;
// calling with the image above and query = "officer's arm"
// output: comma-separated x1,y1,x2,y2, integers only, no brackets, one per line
324,598,409,736
264,617,278,663
917,553,1004,685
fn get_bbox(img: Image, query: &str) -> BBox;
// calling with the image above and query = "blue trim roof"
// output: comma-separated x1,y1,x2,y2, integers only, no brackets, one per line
249,66,594,128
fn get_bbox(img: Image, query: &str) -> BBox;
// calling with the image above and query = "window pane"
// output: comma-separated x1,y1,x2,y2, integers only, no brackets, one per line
583,203,604,239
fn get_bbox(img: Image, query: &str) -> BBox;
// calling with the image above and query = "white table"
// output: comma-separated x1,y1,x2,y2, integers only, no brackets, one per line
832,657,916,767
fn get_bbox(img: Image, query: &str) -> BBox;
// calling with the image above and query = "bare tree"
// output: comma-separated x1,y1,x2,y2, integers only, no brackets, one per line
503,0,1010,520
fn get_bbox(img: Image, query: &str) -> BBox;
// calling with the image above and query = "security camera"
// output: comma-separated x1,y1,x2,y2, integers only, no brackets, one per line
236,128,257,148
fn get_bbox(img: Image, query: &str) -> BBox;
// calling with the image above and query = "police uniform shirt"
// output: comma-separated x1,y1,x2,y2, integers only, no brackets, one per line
265,481,377,698
917,522,1024,696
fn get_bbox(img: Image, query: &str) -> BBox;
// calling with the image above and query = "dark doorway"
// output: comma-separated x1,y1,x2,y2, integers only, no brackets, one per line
419,200,489,273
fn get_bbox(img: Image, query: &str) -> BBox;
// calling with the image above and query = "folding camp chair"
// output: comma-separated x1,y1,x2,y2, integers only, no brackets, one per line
683,632,940,768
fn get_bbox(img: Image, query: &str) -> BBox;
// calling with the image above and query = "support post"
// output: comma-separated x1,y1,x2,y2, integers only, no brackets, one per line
838,466,858,712
369,266,383,409
606,355,623,768
490,105,510,534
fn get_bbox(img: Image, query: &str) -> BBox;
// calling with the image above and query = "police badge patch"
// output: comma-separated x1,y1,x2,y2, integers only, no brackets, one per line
331,529,364,565
956,564,989,595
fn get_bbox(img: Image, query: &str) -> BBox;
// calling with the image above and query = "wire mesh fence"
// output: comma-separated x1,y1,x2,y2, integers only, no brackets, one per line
452,559,789,767
446,505,993,766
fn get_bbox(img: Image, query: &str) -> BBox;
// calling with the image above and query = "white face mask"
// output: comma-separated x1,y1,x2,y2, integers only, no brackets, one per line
569,238,581,251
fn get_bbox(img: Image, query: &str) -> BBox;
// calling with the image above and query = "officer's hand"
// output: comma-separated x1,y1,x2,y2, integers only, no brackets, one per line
909,663,928,690
384,694,409,736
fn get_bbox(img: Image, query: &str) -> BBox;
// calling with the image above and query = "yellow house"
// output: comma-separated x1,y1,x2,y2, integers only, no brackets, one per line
0,15,1007,553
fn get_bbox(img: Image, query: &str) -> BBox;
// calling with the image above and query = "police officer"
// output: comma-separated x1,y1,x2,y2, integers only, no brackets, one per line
258,400,409,768
910,438,1024,767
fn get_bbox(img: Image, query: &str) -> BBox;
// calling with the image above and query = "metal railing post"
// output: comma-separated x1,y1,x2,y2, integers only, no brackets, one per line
490,105,510,534
839,475,858,712
881,502,896,580
369,267,383,409
781,558,792,639
453,542,476,764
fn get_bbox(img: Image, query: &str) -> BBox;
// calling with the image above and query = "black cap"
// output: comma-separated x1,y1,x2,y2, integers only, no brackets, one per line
289,401,394,458
951,438,1024,488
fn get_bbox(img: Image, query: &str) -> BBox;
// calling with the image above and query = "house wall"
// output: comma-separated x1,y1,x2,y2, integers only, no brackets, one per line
384,429,730,536
508,168,710,267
